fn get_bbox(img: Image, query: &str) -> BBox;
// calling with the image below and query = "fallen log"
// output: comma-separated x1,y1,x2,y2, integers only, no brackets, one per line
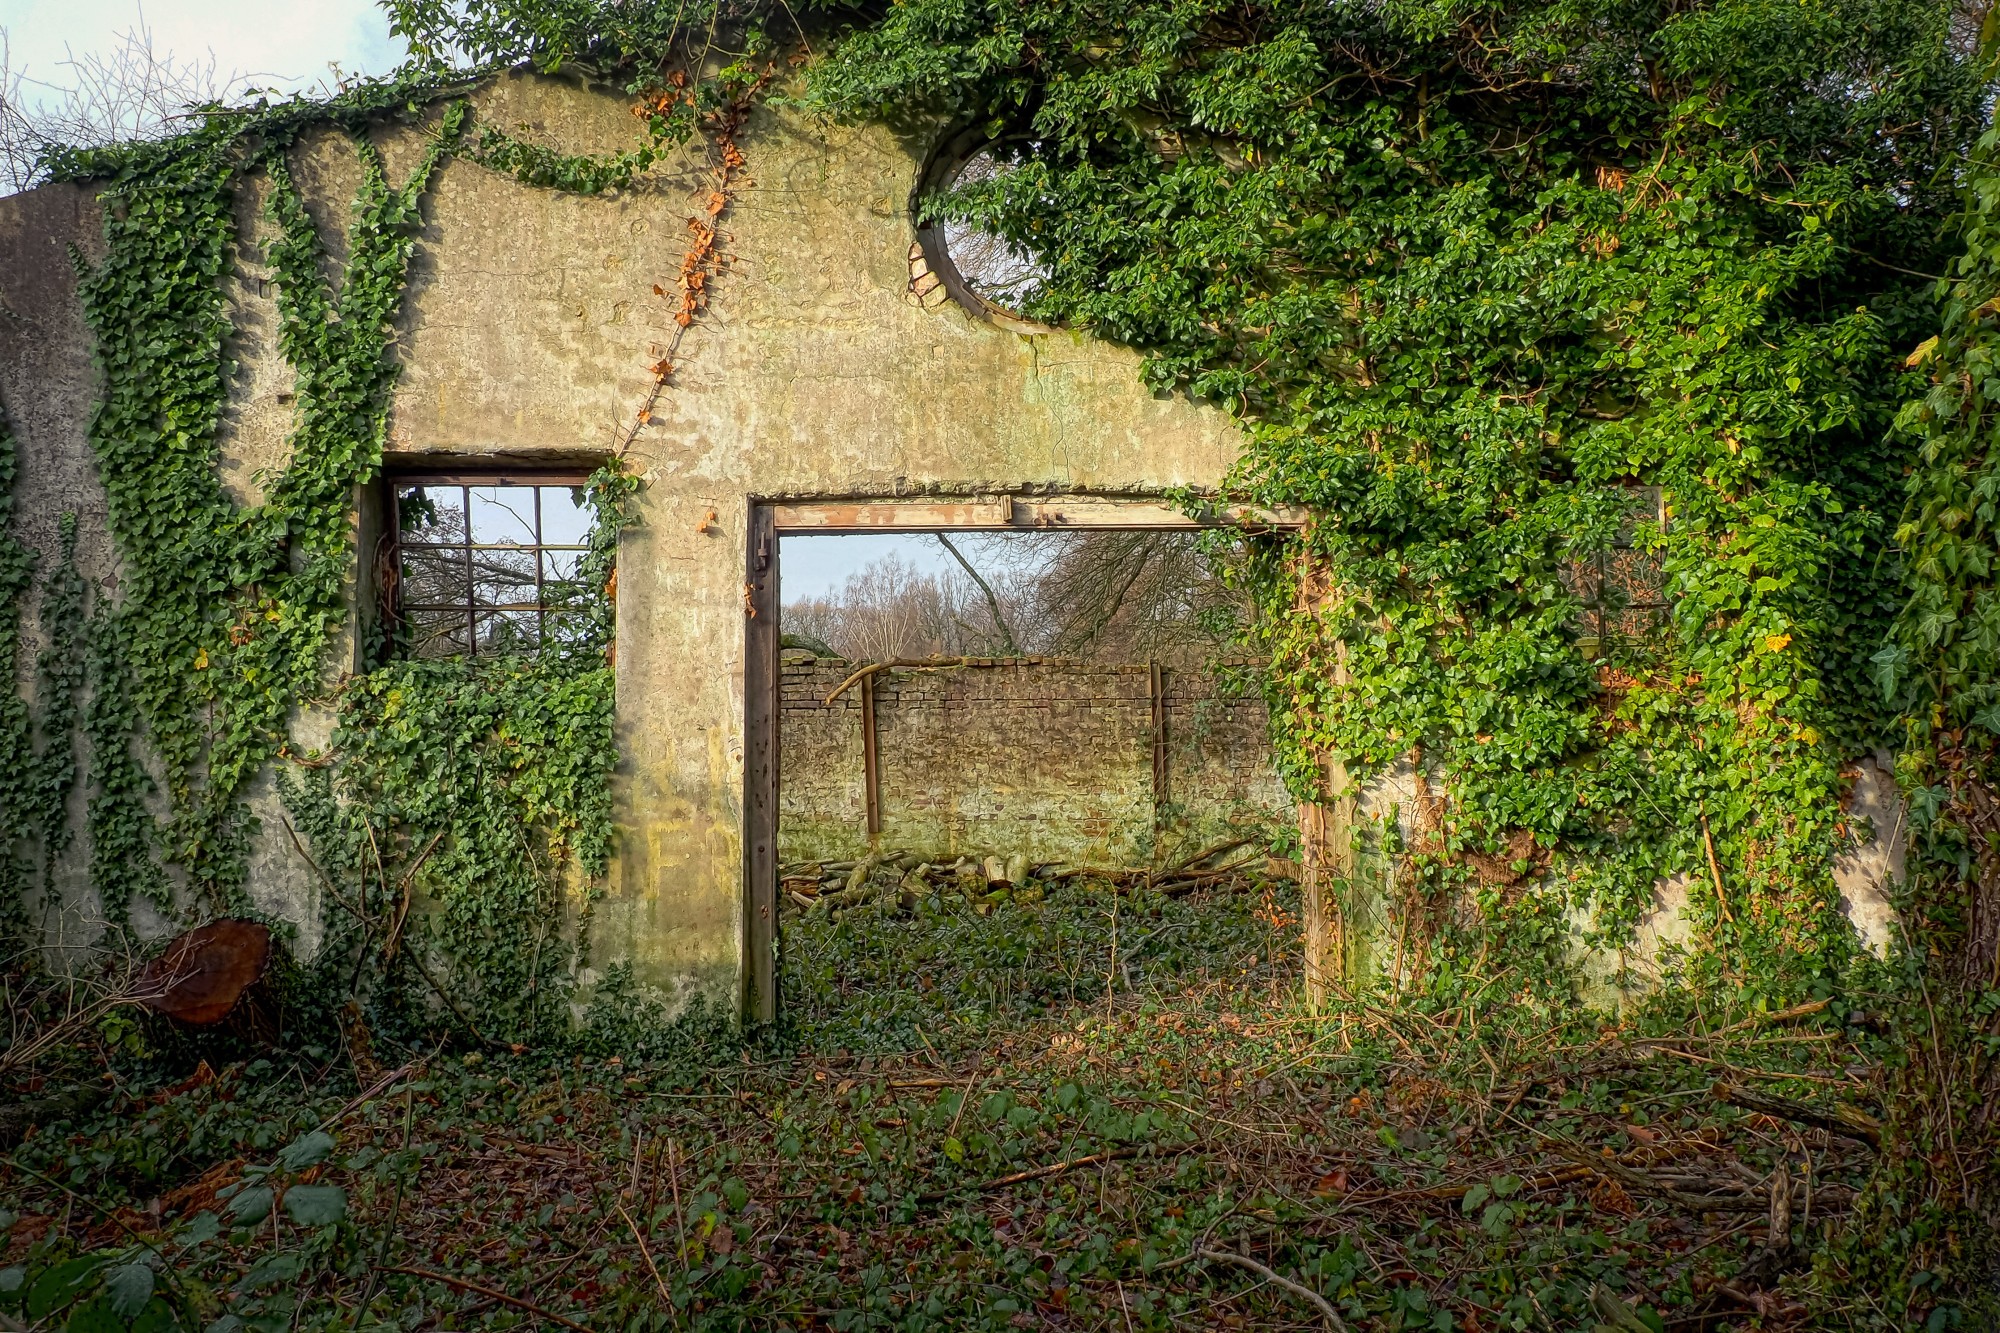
1549,1143,1771,1211
0,1084,108,1149
1712,1080,1882,1149
813,880,888,912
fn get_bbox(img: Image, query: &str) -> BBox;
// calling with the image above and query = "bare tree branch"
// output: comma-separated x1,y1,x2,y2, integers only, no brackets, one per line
0,17,241,194
935,533,1019,655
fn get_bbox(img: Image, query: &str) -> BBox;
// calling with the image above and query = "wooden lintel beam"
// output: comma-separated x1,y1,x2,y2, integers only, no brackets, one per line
764,498,1308,533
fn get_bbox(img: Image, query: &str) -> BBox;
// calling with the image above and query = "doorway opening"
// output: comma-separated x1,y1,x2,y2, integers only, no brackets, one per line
742,495,1305,1028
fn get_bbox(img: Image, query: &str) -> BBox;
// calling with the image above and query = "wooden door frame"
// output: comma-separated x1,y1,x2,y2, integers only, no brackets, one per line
740,493,1306,1024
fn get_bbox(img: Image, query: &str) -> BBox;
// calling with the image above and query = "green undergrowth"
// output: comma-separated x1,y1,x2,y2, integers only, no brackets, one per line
1,874,1923,1333
780,875,1297,1055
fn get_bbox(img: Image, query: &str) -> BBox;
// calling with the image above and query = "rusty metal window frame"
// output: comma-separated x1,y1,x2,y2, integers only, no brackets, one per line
1569,484,1670,655
385,470,595,660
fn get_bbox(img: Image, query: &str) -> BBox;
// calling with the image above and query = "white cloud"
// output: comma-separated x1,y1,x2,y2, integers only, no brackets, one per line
1,0,404,109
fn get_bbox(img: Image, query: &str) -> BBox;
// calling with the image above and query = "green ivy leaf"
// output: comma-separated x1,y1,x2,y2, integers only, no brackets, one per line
130,1296,179,1333
63,1294,125,1333
237,1253,302,1292
281,1185,347,1227
177,1212,221,1247
26,1256,106,1320
102,1264,154,1319
227,1186,274,1225
277,1131,336,1172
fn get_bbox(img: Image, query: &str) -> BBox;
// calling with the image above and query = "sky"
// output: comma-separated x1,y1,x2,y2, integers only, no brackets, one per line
1,0,404,109
782,534,977,602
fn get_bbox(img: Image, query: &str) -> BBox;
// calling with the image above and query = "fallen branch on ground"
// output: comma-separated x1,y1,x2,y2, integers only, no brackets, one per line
1712,1080,1881,1149
1547,1144,1771,1212
918,1146,1180,1203
1194,1248,1349,1332
378,1266,592,1333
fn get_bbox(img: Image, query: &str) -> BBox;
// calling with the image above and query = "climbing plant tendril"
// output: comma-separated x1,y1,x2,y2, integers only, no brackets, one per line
0,406,39,941
70,99,471,906
279,472,633,1050
30,516,87,879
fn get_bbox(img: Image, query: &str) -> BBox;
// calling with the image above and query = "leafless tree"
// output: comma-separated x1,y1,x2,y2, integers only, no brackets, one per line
1027,530,1249,666
1,16,238,194
940,148,1046,312
785,553,1022,660
782,532,1247,666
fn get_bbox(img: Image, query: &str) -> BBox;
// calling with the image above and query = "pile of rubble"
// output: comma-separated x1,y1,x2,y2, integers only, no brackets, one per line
777,839,1288,915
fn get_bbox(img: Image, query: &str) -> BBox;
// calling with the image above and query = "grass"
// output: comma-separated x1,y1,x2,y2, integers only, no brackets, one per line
0,873,1903,1332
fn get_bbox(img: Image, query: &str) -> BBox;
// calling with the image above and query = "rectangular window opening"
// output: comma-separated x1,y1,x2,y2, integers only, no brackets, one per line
1566,484,1669,658
384,471,602,661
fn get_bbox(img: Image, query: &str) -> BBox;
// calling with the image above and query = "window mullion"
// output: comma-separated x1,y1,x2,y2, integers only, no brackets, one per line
533,486,546,647
462,484,477,656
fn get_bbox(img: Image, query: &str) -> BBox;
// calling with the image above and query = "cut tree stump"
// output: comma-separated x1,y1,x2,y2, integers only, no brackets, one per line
136,919,272,1026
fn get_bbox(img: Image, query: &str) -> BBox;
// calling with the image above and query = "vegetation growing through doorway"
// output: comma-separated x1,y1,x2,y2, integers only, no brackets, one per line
1,0,1998,1322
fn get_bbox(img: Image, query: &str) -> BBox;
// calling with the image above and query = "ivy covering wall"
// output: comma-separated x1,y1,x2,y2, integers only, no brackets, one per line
384,0,2000,1294
2,0,1999,1302
0,72,699,1050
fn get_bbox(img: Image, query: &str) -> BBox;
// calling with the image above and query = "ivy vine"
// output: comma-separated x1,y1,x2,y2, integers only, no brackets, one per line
800,0,1981,1001
0,41,704,1046
280,471,633,1050
0,405,39,941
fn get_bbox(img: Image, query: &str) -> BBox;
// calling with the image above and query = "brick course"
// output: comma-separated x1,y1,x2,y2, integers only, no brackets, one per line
778,656,1289,865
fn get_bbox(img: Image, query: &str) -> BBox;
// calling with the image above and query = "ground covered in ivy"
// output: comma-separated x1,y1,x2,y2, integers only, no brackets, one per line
3,877,1901,1332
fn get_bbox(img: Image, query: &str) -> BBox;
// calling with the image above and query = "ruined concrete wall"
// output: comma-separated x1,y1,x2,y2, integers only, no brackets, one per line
0,67,1917,1015
0,182,156,952
0,72,1246,1007
372,75,1247,1009
1161,666,1288,850
777,657,1288,867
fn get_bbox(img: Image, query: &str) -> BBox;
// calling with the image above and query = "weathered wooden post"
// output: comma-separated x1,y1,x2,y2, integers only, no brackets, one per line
1298,754,1355,1012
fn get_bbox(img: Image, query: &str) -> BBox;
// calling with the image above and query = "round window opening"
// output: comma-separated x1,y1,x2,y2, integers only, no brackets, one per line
927,144,1050,322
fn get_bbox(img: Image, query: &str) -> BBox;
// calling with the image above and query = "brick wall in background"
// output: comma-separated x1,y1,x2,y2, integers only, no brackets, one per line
778,656,1290,866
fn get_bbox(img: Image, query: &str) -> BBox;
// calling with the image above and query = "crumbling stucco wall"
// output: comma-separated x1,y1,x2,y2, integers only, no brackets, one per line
0,72,1247,1008
0,182,163,952
369,75,1249,1010
777,656,1286,867
0,68,1908,1016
